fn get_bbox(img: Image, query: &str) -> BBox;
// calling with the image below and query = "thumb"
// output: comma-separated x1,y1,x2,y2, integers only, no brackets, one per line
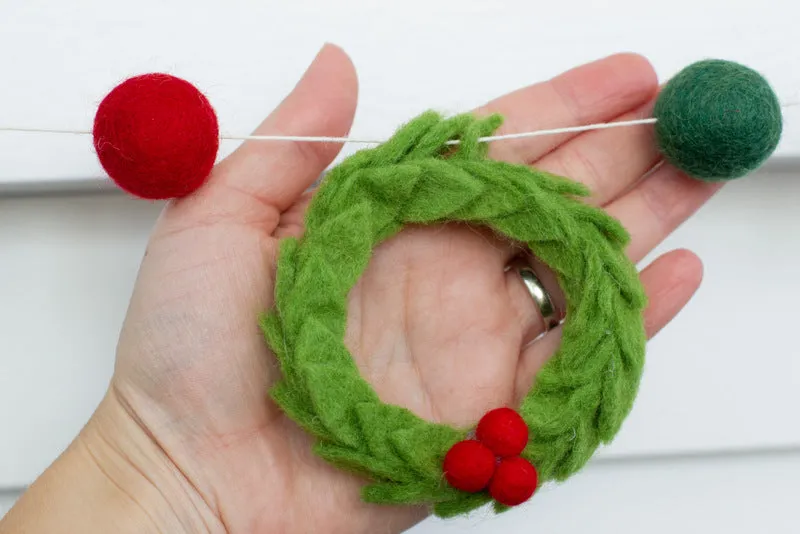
183,44,359,221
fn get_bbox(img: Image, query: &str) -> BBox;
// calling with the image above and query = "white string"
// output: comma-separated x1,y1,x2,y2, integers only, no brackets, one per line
219,118,660,144
0,118,659,144
0,99,796,145
0,126,93,135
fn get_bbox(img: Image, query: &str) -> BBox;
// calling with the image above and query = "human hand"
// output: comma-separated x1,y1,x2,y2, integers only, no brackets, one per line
1,44,719,534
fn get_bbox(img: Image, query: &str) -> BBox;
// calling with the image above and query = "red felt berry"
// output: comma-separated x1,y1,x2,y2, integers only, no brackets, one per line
476,407,529,457
443,440,496,493
93,73,219,200
489,456,539,506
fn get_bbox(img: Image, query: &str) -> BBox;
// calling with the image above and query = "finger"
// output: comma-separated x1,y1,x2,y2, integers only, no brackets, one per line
605,165,724,263
534,100,660,206
514,248,705,400
275,189,314,239
475,53,657,164
638,248,704,338
194,44,358,218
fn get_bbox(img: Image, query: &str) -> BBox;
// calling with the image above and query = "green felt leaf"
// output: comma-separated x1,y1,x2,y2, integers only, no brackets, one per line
361,163,423,210
389,424,462,480
406,114,474,160
303,364,379,448
450,164,529,221
493,502,512,514
259,312,287,369
269,381,330,440
293,317,353,368
489,209,566,243
401,160,486,223
314,442,415,483
353,402,421,468
362,480,457,505
519,166,590,197
283,252,348,340
274,237,300,306
571,202,630,248
314,202,376,278
433,493,493,518
368,110,444,165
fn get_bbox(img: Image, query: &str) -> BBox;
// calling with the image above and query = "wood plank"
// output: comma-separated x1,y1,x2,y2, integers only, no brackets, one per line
2,1,800,188
411,449,800,533
5,449,798,531
2,169,800,486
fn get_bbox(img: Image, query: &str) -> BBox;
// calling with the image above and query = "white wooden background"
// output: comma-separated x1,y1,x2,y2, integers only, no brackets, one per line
1,1,800,532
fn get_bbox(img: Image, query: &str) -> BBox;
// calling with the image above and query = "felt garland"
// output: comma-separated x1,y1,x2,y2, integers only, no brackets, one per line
1,55,786,516
3,59,783,198
260,110,647,517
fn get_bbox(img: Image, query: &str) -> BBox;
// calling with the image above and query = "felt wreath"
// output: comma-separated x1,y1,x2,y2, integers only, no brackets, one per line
261,110,647,517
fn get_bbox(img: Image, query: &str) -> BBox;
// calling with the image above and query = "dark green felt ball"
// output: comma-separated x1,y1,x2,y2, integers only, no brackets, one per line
653,59,783,181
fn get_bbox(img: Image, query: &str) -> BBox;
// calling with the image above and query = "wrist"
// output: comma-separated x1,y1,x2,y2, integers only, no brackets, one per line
0,390,223,534
83,389,225,533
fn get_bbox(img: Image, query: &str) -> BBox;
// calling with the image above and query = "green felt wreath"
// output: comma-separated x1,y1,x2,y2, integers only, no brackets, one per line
260,110,648,517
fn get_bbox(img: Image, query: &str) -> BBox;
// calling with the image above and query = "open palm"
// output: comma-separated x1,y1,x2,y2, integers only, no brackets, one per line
102,45,719,533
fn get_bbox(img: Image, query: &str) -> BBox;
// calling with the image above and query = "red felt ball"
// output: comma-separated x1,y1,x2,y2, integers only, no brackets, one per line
92,73,219,199
476,407,529,457
443,440,496,493
489,456,539,506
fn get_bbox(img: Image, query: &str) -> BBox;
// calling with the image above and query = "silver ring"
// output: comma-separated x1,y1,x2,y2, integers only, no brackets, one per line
510,257,560,332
